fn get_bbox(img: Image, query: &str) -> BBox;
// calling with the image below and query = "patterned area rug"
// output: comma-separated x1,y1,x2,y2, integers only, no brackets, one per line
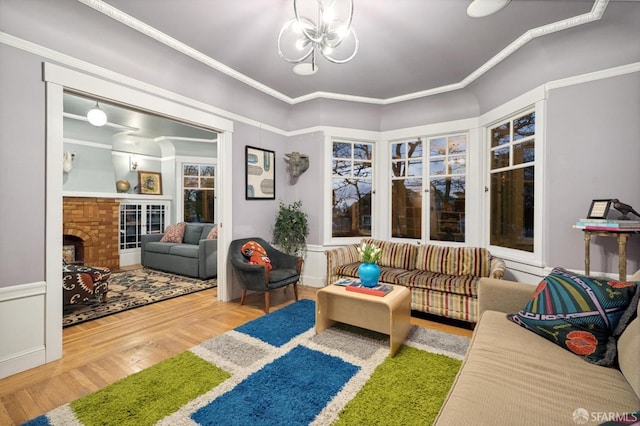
31,300,469,425
63,268,217,327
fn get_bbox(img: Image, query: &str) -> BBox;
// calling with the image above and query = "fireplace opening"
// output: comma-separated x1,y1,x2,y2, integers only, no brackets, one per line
63,235,84,265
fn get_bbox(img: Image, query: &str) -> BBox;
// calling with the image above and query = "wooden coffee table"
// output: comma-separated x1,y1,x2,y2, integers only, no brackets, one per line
315,283,411,356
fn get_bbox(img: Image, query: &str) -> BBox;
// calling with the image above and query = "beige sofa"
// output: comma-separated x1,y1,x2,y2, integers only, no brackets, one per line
325,238,505,323
435,276,640,426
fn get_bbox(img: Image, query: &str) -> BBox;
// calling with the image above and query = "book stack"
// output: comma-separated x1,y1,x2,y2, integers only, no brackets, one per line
345,282,394,297
574,218,640,231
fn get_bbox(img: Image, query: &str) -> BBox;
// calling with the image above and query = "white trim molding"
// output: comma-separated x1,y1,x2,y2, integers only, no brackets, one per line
76,0,609,106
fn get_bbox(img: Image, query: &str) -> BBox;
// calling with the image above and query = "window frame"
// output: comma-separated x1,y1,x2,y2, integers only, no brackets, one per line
175,156,218,224
482,99,545,266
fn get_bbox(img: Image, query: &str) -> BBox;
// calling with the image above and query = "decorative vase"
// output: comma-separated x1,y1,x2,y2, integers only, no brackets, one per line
116,179,131,193
358,262,381,288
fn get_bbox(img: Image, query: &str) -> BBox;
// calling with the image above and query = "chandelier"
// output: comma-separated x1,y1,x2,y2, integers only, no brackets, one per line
277,0,359,75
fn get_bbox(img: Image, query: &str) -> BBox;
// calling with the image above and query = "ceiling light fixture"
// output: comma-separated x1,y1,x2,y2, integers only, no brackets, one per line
277,0,359,76
86,101,107,126
467,0,511,18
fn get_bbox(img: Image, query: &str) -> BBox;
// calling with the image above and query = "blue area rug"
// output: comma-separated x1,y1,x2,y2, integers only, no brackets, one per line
192,345,358,425
235,298,316,346
23,299,470,426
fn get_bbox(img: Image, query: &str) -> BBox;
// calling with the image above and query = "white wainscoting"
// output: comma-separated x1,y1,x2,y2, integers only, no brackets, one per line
0,281,47,379
301,244,328,288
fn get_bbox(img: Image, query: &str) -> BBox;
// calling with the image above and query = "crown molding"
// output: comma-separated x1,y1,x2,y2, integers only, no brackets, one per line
77,0,609,106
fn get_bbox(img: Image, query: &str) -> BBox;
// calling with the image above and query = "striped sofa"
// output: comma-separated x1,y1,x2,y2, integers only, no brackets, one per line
325,238,506,323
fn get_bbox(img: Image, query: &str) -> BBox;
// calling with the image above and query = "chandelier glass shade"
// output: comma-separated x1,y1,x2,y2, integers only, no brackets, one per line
278,0,359,75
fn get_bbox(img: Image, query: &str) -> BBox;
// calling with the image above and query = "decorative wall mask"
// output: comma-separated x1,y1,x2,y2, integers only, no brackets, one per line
284,152,309,178
63,152,75,173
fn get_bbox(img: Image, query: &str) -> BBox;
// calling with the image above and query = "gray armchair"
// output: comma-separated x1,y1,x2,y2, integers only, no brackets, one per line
229,237,303,313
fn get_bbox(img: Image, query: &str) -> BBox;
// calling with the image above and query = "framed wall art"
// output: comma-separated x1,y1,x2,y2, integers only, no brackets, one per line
245,146,275,200
587,199,611,219
138,171,163,195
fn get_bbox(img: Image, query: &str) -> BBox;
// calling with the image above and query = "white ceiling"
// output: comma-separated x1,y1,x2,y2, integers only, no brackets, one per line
65,0,632,140
84,0,621,103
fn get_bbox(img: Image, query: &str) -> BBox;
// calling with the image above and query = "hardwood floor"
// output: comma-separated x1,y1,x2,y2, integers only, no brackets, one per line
0,285,471,425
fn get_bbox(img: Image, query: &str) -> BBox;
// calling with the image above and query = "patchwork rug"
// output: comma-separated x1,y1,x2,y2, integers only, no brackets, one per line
31,299,469,425
63,268,217,327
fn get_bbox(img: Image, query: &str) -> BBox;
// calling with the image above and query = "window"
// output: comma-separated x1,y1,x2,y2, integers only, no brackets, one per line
489,110,535,252
428,134,467,242
391,139,423,239
183,164,216,223
331,140,373,238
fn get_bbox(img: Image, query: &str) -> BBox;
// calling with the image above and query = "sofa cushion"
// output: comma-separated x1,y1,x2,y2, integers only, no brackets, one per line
399,270,480,296
415,245,450,274
449,247,490,277
508,268,640,365
144,242,177,254
362,238,417,270
168,244,199,258
617,303,640,399
183,223,205,245
435,310,640,425
335,262,409,285
160,222,186,243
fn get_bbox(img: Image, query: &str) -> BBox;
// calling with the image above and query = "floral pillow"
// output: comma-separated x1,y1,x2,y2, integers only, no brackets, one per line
160,222,186,243
507,268,640,366
206,224,218,239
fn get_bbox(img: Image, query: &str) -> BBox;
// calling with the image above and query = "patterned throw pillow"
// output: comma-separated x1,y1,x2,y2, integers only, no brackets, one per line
508,268,640,366
206,224,218,239
241,240,272,270
160,222,186,243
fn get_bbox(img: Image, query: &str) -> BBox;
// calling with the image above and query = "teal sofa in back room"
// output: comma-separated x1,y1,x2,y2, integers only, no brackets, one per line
141,222,217,279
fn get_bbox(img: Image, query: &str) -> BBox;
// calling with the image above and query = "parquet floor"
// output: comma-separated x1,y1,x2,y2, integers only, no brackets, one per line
0,284,471,425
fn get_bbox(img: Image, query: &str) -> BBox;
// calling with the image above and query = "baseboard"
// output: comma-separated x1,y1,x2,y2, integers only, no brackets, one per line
0,281,48,379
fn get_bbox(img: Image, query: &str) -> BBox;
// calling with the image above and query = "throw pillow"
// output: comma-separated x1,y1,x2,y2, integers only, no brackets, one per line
206,224,218,239
160,222,186,243
508,268,639,366
241,240,272,270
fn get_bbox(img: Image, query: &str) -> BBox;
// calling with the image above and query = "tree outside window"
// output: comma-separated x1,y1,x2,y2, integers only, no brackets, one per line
332,141,373,237
429,134,467,242
489,110,535,252
391,139,423,239
183,164,216,223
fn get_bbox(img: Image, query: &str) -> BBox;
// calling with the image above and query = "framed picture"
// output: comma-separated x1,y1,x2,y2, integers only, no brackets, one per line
587,199,611,219
245,146,275,200
138,171,163,195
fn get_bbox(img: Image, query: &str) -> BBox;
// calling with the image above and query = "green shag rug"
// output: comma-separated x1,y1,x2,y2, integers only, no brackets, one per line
26,299,468,426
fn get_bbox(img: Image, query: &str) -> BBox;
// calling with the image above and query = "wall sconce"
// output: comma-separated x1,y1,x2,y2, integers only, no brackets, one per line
86,101,107,127
130,156,138,171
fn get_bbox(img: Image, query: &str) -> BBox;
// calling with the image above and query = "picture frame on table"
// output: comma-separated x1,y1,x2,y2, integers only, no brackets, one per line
138,171,163,195
587,199,611,219
245,145,275,200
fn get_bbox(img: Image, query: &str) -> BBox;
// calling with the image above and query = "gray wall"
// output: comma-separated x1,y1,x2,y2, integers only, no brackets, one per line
0,44,46,286
1,0,639,290
545,72,640,272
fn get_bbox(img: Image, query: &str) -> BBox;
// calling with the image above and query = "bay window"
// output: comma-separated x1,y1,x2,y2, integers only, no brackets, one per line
331,140,373,238
489,110,536,252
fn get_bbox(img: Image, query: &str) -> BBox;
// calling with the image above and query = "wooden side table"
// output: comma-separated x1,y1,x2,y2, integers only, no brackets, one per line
315,284,411,357
582,229,638,281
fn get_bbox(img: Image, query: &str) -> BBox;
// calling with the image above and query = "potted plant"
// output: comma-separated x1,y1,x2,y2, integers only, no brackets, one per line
273,200,309,256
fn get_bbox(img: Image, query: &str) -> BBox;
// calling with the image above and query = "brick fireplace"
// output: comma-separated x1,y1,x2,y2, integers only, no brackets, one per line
63,197,121,271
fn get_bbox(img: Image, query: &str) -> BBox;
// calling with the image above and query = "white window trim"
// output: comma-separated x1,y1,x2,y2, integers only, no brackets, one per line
480,87,547,267
323,128,379,246
175,156,218,223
